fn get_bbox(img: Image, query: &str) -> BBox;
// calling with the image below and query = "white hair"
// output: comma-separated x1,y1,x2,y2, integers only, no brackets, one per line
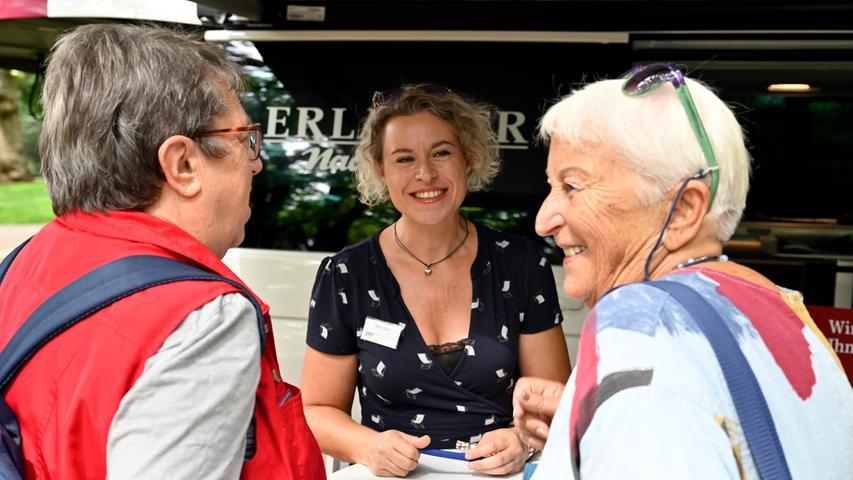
538,77,751,242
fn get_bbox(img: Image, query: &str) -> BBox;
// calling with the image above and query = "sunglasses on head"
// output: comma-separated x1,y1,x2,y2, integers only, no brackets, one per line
371,84,452,109
622,63,719,207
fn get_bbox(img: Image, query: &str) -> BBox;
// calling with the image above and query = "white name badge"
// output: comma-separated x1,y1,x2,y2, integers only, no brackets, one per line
361,316,405,349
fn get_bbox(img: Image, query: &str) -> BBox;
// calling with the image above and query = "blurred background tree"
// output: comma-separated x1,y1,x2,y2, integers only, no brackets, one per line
0,68,32,182
15,69,43,171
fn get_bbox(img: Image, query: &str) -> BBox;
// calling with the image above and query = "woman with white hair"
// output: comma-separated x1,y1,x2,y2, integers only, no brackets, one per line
513,64,853,479
301,85,571,477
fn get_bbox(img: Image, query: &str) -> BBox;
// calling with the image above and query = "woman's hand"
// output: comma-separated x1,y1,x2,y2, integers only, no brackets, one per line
512,376,565,450
465,427,528,475
363,430,431,477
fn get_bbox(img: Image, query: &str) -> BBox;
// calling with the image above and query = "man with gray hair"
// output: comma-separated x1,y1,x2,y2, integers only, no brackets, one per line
0,24,325,479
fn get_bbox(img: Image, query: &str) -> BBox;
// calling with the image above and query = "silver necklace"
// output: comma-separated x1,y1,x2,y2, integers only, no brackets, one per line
393,219,469,276
676,254,729,269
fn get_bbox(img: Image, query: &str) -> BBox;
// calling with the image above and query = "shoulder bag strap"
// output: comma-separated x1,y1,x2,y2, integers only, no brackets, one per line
0,239,30,284
0,254,265,391
647,280,792,480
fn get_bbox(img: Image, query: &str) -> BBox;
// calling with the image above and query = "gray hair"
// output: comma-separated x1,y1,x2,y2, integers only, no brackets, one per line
40,24,244,215
538,77,751,242
354,84,501,206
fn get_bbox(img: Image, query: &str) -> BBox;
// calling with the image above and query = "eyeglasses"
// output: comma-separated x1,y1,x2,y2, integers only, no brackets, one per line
193,123,263,161
371,84,452,109
622,63,719,207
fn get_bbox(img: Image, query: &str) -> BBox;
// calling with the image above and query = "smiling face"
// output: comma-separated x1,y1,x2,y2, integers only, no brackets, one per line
535,138,663,307
379,111,470,226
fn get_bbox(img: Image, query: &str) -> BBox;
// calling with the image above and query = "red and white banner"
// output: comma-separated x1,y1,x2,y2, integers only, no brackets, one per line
0,0,200,24
808,305,853,384
0,0,46,20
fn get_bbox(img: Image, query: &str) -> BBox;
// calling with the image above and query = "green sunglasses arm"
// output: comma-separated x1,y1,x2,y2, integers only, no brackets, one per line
674,84,720,207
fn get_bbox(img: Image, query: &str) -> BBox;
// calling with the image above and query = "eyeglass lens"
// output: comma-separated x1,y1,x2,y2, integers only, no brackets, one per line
248,130,258,156
623,64,683,95
248,127,262,161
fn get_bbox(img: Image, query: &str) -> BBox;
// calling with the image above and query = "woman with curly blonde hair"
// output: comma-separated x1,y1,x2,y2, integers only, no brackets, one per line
302,84,570,477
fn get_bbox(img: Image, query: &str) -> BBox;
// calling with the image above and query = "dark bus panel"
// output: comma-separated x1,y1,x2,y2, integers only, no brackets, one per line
193,2,853,312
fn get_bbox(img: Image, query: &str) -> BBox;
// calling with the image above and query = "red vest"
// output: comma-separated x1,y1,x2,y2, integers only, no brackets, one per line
0,211,325,479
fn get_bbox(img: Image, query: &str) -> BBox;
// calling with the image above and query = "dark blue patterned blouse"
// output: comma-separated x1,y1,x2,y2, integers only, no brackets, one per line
306,222,563,448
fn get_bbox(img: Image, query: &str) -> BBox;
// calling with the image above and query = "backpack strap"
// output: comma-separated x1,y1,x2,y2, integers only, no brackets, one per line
647,280,792,480
0,248,266,475
0,239,32,476
0,239,30,285
0,254,265,391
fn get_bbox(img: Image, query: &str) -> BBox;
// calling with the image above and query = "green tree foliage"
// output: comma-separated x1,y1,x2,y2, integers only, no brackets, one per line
0,68,32,181
16,68,43,169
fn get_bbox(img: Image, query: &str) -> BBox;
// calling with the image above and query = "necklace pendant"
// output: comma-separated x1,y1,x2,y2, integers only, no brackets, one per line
424,266,432,276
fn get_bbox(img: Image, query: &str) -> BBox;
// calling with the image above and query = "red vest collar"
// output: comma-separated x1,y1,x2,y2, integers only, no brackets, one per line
56,210,269,315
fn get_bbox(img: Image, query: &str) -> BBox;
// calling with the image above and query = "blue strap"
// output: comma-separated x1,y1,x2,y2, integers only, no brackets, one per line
0,253,266,391
419,449,469,461
647,280,792,480
0,239,30,285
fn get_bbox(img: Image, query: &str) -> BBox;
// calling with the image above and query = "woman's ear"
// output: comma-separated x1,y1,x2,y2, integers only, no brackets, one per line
377,158,386,181
662,179,711,251
158,135,203,198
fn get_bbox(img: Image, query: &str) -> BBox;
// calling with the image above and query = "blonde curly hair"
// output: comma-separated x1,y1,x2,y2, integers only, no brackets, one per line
354,84,501,206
